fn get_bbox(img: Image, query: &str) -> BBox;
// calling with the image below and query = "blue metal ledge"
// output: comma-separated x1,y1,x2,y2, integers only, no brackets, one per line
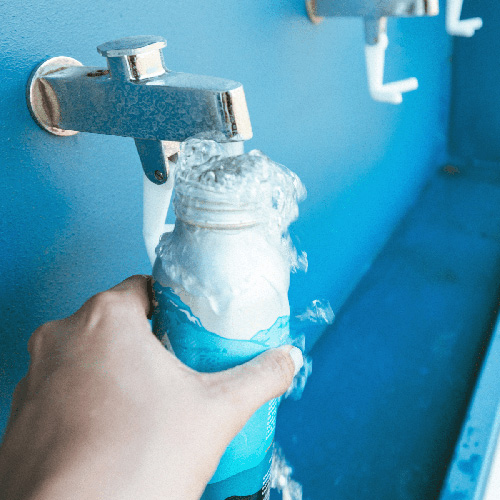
275,160,500,500
440,310,500,499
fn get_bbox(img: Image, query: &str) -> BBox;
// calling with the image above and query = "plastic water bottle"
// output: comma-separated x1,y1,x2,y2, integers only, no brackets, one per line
151,139,305,500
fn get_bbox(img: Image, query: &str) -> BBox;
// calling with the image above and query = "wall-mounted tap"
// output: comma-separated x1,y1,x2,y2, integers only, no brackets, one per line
306,0,439,104
26,35,253,264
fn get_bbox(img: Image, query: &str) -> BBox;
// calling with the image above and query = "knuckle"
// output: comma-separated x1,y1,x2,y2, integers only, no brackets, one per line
88,290,121,312
27,330,41,355
89,287,145,319
198,372,224,398
84,291,125,324
199,372,241,407
268,349,295,390
130,274,150,283
27,321,56,355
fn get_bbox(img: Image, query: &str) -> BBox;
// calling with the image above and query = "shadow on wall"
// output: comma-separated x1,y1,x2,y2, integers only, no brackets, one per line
448,0,500,161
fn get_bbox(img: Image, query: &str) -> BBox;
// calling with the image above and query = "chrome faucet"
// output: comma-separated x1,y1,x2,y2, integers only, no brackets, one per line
306,0,438,19
306,0,439,104
27,35,253,264
26,35,253,185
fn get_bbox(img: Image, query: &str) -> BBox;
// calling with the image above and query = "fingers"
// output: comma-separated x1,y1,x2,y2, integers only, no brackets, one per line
210,346,303,420
65,275,154,339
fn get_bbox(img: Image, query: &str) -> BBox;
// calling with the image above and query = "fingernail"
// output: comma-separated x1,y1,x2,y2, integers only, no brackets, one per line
289,347,304,376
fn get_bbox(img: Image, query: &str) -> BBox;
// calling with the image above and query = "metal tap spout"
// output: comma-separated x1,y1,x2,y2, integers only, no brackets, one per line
27,36,253,184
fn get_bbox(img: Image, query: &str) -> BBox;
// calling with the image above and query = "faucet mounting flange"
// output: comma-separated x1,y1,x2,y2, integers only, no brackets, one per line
27,56,83,137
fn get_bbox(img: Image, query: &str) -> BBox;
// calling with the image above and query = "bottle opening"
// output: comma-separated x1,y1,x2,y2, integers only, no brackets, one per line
173,138,306,232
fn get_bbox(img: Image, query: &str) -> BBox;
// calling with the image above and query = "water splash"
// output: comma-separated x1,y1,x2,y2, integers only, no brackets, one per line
158,138,333,400
285,299,334,400
175,138,306,239
156,138,307,304
274,298,335,496
154,138,332,500
295,299,335,324
285,349,313,401
271,445,303,500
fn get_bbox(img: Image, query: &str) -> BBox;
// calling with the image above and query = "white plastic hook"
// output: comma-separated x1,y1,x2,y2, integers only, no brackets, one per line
141,141,245,267
364,32,418,105
143,169,176,267
446,0,482,37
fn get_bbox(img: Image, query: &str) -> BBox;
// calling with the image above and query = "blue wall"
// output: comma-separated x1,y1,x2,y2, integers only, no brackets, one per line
449,0,500,161
0,1,451,432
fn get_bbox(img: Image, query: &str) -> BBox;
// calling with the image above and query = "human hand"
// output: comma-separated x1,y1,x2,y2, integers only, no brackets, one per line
0,275,302,500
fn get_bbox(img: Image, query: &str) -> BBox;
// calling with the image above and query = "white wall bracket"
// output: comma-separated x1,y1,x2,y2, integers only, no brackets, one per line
446,0,482,37
143,170,176,267
365,31,418,105
364,18,418,105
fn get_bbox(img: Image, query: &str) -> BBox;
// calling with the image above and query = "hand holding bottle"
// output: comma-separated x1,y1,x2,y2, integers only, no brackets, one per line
0,275,302,500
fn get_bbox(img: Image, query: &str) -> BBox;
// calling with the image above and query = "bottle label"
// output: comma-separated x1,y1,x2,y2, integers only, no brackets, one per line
152,283,290,495
202,445,273,500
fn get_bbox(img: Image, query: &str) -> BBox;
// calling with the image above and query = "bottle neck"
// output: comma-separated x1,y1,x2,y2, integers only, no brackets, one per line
174,192,263,230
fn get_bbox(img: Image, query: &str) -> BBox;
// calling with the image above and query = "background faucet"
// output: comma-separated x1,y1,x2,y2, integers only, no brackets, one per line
27,35,253,264
306,0,439,104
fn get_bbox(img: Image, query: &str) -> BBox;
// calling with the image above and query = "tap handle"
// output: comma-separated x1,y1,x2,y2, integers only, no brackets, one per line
97,35,167,81
97,35,166,57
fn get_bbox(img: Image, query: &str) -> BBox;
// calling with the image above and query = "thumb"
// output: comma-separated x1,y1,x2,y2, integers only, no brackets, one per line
213,346,303,421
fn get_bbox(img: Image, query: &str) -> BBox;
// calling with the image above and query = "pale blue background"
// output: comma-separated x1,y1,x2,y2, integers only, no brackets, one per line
0,1,450,434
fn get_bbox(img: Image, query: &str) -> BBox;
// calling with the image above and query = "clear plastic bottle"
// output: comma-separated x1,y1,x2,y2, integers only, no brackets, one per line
151,140,304,499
